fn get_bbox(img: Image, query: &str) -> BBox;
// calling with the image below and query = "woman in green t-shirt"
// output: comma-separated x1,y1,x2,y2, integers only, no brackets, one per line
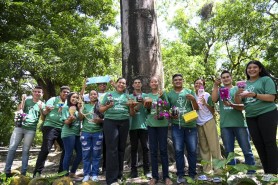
99,77,136,185
79,90,104,182
144,76,172,185
235,60,277,175
61,92,82,179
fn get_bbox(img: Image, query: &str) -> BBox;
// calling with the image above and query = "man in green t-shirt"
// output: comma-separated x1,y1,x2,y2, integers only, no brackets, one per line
167,74,199,183
5,86,44,176
129,78,150,178
211,70,255,170
33,86,70,177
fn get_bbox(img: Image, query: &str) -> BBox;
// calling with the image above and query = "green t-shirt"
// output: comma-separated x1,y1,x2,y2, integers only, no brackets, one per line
61,106,81,138
167,88,197,128
243,76,277,117
145,92,169,127
101,91,130,120
129,93,147,130
43,96,64,129
22,99,44,131
218,86,247,128
81,104,103,133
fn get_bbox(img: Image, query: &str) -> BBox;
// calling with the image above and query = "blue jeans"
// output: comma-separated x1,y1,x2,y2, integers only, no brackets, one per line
62,135,82,174
221,127,255,167
5,127,35,175
80,131,103,176
172,125,197,178
148,126,169,180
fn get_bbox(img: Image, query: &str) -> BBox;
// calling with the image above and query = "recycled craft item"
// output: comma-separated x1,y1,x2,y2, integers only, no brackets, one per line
106,94,113,105
58,101,64,112
14,112,27,127
219,87,230,101
155,98,169,120
171,106,179,117
182,100,198,123
69,106,76,116
236,81,246,89
136,94,143,102
183,110,198,123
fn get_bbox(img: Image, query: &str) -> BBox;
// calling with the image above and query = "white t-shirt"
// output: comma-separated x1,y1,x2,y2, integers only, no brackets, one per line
196,92,214,126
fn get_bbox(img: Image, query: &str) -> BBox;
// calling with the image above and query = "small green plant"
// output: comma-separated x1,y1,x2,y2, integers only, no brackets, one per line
211,152,257,184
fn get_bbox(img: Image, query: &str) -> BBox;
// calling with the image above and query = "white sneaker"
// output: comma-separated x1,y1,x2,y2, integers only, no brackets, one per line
91,176,99,182
82,175,90,182
262,174,275,182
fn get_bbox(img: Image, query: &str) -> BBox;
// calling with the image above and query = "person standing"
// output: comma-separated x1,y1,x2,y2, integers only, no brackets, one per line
129,78,150,178
5,86,44,176
194,79,222,177
99,77,136,185
145,76,173,185
81,79,109,174
33,86,70,177
211,70,255,172
60,92,82,180
80,90,104,182
235,60,277,175
167,74,199,183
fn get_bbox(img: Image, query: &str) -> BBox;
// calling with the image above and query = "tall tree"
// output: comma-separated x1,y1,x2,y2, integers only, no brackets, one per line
121,0,164,92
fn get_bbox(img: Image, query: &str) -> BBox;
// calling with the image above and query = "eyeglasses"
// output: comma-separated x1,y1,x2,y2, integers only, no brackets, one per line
98,83,107,86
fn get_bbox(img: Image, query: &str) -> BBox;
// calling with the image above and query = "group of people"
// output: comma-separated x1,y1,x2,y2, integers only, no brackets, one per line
4,60,277,185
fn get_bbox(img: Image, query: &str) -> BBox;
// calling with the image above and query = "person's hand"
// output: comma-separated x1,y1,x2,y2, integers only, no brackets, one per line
93,118,103,124
143,99,152,109
68,115,76,122
223,100,232,107
239,91,256,98
77,102,83,109
106,101,114,108
46,105,54,111
186,94,195,101
214,77,221,87
171,114,179,119
199,96,206,105
158,89,164,98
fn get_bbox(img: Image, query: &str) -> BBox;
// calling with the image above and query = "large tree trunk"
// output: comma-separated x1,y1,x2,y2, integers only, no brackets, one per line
121,0,164,93
36,78,56,101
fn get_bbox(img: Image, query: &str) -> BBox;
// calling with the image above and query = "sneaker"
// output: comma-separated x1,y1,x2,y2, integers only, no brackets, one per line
145,172,152,179
148,178,157,185
198,175,208,181
91,176,99,182
82,175,90,182
130,170,138,178
33,172,41,178
212,177,222,183
165,178,173,185
177,176,185,184
262,174,275,182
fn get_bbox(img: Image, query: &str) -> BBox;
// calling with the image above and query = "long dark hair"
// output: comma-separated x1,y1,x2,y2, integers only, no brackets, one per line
246,60,278,99
245,60,271,80
66,92,79,111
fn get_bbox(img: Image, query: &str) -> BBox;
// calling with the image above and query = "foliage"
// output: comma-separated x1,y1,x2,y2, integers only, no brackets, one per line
0,0,120,144
162,0,277,91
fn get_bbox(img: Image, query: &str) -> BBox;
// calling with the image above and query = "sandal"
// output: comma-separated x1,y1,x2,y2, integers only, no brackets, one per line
148,178,157,185
165,178,173,185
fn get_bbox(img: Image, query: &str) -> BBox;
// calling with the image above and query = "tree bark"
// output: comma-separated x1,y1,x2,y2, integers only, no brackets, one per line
121,0,164,93
36,78,56,101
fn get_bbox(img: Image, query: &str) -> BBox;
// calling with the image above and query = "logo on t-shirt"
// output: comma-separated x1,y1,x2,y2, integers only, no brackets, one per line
245,85,256,103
